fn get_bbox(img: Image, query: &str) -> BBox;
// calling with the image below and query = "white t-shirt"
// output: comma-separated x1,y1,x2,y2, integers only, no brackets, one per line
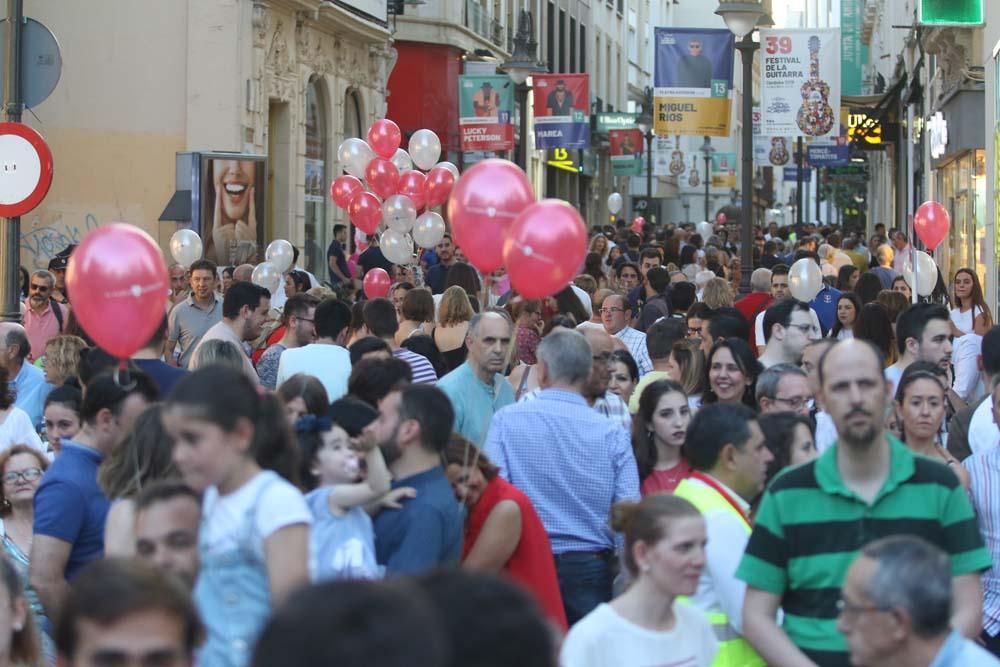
952,334,985,403
967,398,999,458
815,410,838,453
0,407,43,452
275,343,352,402
884,364,903,398
201,471,312,560
560,602,717,667
754,307,821,351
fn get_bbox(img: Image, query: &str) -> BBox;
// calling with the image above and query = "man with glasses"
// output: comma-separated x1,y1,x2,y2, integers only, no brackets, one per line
600,294,652,376
837,536,999,666
756,364,811,416
738,340,989,666
757,299,820,369
23,269,68,362
255,293,319,390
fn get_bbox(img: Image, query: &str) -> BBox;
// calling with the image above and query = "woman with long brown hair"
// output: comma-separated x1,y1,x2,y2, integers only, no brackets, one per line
950,268,993,336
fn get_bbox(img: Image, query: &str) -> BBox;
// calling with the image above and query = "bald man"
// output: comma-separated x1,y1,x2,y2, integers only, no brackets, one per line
233,264,254,283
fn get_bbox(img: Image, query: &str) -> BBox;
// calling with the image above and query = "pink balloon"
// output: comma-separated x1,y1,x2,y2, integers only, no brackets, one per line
398,170,427,210
447,159,535,273
631,216,645,233
367,119,402,159
330,175,363,209
364,158,400,199
914,201,950,251
363,268,392,298
504,200,588,299
65,224,169,359
424,167,455,209
348,191,383,235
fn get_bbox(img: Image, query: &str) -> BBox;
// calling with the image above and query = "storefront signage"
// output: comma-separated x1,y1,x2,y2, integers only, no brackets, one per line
847,111,882,146
759,28,841,139
918,0,983,26
928,111,948,159
596,113,637,134
546,148,583,173
653,28,735,137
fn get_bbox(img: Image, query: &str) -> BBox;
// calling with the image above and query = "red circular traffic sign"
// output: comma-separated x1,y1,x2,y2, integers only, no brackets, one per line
0,122,53,217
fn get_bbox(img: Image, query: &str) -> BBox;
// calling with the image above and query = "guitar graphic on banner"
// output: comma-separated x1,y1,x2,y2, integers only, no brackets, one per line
669,136,686,176
769,137,790,166
688,156,700,187
796,35,835,136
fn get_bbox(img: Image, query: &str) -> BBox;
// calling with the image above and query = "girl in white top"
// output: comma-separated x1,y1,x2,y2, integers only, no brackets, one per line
950,268,993,336
561,495,717,667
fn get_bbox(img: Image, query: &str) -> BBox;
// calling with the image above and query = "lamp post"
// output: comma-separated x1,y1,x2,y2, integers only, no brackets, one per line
636,86,654,214
502,10,545,170
716,0,768,295
699,136,714,223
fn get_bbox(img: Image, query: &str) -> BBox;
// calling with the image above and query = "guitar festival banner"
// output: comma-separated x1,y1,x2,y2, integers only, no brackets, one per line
609,129,643,176
759,28,841,139
653,28,734,137
752,107,793,167
458,75,515,152
532,74,590,149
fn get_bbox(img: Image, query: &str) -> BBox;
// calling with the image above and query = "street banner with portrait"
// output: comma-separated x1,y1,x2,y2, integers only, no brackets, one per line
196,153,267,266
458,75,514,152
711,152,737,188
752,107,793,167
532,74,590,149
760,28,841,138
653,28,734,136
609,129,643,176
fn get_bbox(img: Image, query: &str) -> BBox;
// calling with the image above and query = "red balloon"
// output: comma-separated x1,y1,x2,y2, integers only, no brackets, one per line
330,175,363,209
504,200,587,299
914,201,950,251
716,212,727,225
424,167,455,209
65,224,169,359
363,267,392,298
631,216,645,233
348,191,383,234
398,170,427,210
367,119,402,159
364,158,400,199
447,159,535,273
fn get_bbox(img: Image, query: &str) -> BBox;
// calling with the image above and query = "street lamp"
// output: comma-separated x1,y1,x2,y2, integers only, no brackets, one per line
716,0,766,295
502,10,545,170
699,136,714,223
636,86,654,215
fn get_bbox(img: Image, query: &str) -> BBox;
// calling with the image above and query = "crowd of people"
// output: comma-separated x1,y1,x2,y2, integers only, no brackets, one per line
0,216,997,666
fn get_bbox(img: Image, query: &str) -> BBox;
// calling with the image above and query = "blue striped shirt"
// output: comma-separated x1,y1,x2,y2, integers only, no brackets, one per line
483,389,640,554
393,348,437,384
966,448,1000,636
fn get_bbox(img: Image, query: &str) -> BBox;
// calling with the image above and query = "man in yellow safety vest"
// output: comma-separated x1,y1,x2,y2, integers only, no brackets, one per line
674,403,772,667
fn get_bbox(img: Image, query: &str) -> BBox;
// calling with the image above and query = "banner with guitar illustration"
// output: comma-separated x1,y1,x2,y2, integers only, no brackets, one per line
458,75,515,152
609,129,643,176
759,28,841,138
653,28,735,137
752,107,793,167
532,74,590,149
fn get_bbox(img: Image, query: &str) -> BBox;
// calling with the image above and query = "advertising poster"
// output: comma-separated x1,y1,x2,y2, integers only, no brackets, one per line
677,137,707,190
760,28,841,138
532,74,589,149
458,75,514,152
752,107,793,167
653,28,734,136
609,129,643,176
841,0,869,95
198,154,267,266
711,152,737,188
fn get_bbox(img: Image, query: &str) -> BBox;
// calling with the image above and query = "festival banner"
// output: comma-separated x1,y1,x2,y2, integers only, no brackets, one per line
458,75,514,152
653,28,734,137
532,74,589,149
609,129,643,176
759,28,841,138
711,152,737,188
752,107,793,167
841,0,869,95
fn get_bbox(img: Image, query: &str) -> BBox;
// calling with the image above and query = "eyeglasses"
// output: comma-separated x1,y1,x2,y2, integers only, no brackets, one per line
592,352,612,363
29,283,49,292
835,597,890,617
3,468,42,484
772,396,811,411
687,327,702,336
600,307,625,315
787,323,818,335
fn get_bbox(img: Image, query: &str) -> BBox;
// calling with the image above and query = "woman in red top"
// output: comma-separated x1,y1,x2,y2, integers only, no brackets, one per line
443,436,568,632
632,379,693,495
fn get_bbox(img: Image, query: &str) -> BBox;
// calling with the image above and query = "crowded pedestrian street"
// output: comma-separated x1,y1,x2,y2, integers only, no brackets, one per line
0,0,997,665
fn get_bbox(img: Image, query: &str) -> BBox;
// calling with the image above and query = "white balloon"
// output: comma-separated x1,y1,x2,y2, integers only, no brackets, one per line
607,192,623,215
788,258,823,302
265,239,295,274
391,148,413,173
169,229,203,268
338,138,375,179
696,221,714,239
380,229,414,265
413,211,446,248
912,250,937,297
383,195,418,233
409,129,442,170
251,261,282,294
433,161,460,180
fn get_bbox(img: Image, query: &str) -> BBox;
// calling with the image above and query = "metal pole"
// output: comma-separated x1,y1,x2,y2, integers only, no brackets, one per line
2,0,24,323
704,154,710,222
796,137,804,227
815,168,821,224
645,131,652,206
517,83,529,170
737,35,756,295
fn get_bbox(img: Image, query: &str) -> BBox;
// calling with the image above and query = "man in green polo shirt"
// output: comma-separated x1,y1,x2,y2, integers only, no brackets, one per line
737,339,990,667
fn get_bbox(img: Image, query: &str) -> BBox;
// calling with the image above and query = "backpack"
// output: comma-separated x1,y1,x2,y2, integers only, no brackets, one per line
50,299,63,333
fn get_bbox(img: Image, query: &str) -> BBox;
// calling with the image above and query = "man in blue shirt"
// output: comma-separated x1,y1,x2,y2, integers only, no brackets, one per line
369,384,463,575
438,311,515,446
30,370,159,622
0,323,52,430
484,329,640,624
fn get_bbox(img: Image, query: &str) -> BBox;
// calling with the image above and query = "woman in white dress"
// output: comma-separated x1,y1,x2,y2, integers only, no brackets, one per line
950,268,992,337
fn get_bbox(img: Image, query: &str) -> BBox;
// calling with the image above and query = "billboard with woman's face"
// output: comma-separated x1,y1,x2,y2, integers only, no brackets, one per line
197,154,267,266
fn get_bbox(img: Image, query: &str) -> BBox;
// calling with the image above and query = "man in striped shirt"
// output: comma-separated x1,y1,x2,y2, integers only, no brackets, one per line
362,298,437,384
737,339,990,667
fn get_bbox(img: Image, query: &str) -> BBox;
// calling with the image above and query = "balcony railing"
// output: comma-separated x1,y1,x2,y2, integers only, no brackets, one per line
465,0,505,48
